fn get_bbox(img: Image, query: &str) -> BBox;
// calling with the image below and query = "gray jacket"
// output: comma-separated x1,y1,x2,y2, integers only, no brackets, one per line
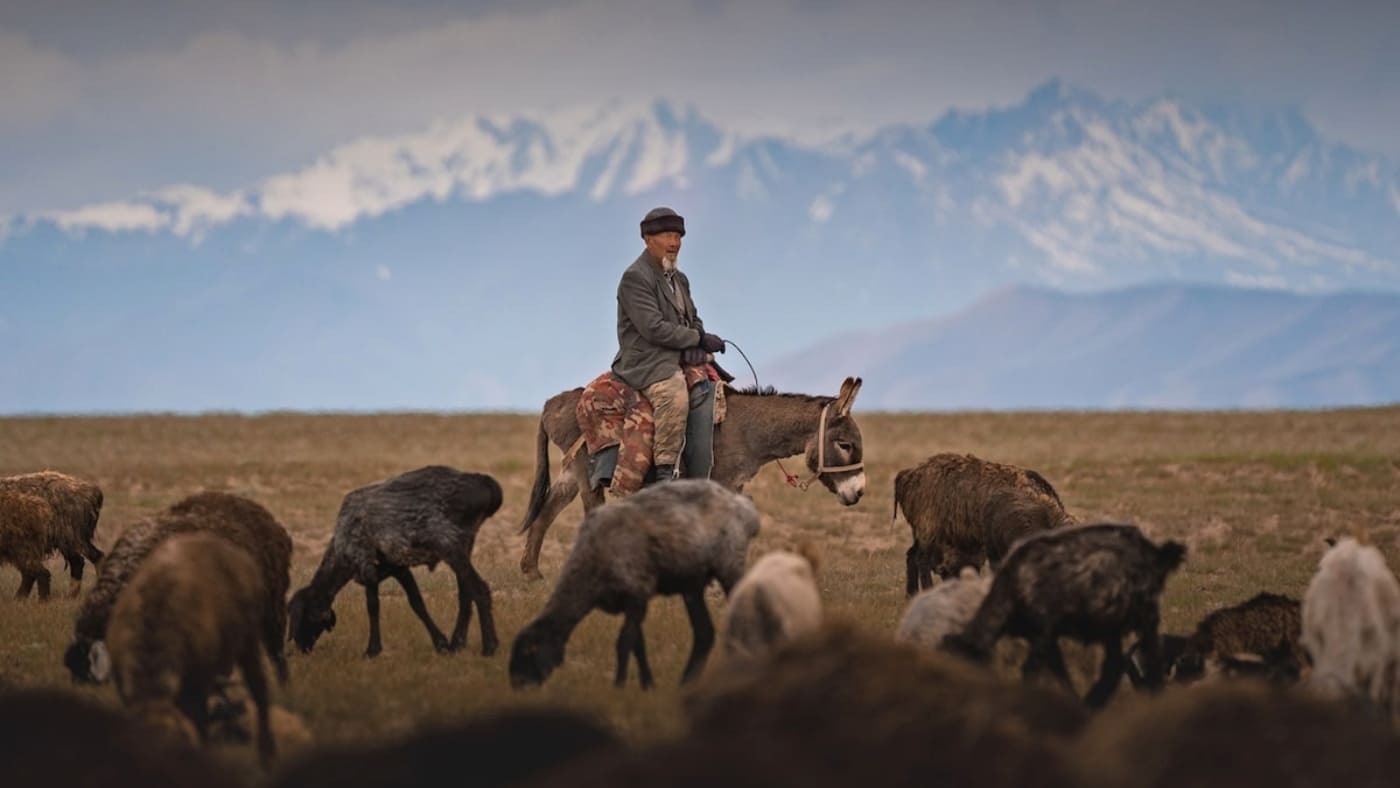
611,251,705,390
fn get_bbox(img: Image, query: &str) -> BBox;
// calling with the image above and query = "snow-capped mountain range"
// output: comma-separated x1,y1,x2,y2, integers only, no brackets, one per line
4,80,1398,412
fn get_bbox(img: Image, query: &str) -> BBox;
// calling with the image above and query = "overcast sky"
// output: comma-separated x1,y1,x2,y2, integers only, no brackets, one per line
2,0,1397,217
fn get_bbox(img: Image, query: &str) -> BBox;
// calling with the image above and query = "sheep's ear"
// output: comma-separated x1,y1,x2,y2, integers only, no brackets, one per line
834,376,862,416
1323,536,1338,548
90,641,111,683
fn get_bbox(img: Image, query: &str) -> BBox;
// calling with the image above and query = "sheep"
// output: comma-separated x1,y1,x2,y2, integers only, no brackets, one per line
708,545,823,674
895,565,993,652
893,453,1074,596
106,531,280,766
267,708,622,788
64,491,293,686
943,522,1187,708
509,479,761,690
1300,536,1400,721
0,490,58,599
668,623,1087,788
1125,592,1303,686
0,470,104,599
1070,683,1400,788
0,687,239,788
287,465,502,658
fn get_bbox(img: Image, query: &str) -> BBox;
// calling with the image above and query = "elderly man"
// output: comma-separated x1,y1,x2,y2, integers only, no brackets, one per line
611,207,726,484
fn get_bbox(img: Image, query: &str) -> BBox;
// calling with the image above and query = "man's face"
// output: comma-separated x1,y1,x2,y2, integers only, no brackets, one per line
644,231,683,265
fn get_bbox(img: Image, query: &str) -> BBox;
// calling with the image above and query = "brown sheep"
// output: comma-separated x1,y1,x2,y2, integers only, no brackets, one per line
0,470,104,599
65,491,293,686
1071,683,1400,788
669,623,1087,788
943,522,1186,708
893,453,1074,596
1126,592,1303,686
107,531,279,767
0,490,58,599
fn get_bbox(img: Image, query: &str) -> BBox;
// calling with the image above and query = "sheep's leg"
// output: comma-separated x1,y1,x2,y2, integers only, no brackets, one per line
1132,611,1166,690
175,684,211,743
1023,635,1076,694
905,544,920,597
449,561,498,657
64,552,85,598
615,603,653,689
364,580,384,658
1084,636,1127,708
389,567,450,653
15,571,35,599
238,649,276,769
34,566,51,600
680,589,716,684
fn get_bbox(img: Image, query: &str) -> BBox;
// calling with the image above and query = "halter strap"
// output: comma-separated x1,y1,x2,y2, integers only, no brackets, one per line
779,403,864,491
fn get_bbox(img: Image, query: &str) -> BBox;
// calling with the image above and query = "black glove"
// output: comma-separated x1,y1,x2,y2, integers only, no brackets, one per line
699,332,726,353
681,347,707,366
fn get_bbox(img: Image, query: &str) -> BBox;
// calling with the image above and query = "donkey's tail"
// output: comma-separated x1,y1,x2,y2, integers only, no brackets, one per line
519,419,552,535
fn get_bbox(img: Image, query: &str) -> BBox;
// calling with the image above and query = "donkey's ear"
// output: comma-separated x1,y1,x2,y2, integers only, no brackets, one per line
836,376,862,416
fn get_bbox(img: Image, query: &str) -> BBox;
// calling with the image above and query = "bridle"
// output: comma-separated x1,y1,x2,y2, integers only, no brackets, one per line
777,402,864,491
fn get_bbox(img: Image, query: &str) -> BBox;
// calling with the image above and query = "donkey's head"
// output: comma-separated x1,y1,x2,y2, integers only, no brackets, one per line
805,376,866,505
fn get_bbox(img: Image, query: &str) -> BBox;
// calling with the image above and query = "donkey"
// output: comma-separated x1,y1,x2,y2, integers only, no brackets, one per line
518,377,866,579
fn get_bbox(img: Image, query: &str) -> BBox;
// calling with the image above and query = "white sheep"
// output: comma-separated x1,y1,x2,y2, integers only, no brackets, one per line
1301,537,1400,721
895,566,992,652
713,547,823,670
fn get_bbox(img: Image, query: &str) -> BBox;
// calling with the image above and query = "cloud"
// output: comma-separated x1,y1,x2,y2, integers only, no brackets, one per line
375,264,392,281
3,0,1399,216
41,200,170,234
1225,271,1290,290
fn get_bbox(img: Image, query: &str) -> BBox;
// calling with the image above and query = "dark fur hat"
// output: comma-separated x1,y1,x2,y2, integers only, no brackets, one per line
640,207,685,237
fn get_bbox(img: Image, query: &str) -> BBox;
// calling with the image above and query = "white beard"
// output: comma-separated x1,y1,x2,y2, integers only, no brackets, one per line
662,255,678,272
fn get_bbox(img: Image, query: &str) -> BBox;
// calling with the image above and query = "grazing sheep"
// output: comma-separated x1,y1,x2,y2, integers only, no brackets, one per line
894,453,1074,596
287,465,502,658
509,479,761,689
1126,592,1303,686
1071,683,1400,788
0,688,239,788
64,491,293,686
268,708,622,788
107,531,280,766
710,545,823,672
671,623,1087,788
0,490,58,599
1300,536,1400,721
943,522,1186,708
0,470,104,599
895,565,993,652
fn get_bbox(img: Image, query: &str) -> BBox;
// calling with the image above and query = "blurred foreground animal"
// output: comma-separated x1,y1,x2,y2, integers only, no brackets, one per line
510,480,760,689
896,566,993,652
706,546,823,676
288,466,503,658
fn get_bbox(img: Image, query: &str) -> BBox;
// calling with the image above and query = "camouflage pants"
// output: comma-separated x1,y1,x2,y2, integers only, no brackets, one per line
643,370,689,466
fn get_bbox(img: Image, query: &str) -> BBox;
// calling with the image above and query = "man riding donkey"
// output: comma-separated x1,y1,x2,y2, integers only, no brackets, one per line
585,207,732,492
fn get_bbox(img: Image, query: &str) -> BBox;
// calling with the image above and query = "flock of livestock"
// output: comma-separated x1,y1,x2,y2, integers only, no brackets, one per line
3,435,1400,787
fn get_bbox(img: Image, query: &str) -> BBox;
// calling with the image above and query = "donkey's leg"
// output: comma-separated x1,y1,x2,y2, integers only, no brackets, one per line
520,463,583,580
389,566,450,653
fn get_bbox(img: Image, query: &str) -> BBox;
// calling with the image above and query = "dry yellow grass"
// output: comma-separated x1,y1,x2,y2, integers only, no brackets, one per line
2,407,1399,757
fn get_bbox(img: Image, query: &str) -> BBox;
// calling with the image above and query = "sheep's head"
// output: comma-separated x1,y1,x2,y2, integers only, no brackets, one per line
509,622,565,689
287,588,336,653
63,638,111,684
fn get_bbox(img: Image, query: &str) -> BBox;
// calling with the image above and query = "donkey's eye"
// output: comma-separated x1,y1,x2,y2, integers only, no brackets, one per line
835,440,854,453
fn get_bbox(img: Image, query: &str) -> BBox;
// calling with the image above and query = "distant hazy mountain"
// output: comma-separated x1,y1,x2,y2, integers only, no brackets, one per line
768,284,1400,410
4,80,1398,412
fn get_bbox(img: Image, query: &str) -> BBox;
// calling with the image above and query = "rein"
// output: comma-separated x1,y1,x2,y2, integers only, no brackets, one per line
729,340,863,492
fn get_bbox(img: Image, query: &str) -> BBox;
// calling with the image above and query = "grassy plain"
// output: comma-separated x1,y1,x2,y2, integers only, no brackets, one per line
3,407,1398,756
